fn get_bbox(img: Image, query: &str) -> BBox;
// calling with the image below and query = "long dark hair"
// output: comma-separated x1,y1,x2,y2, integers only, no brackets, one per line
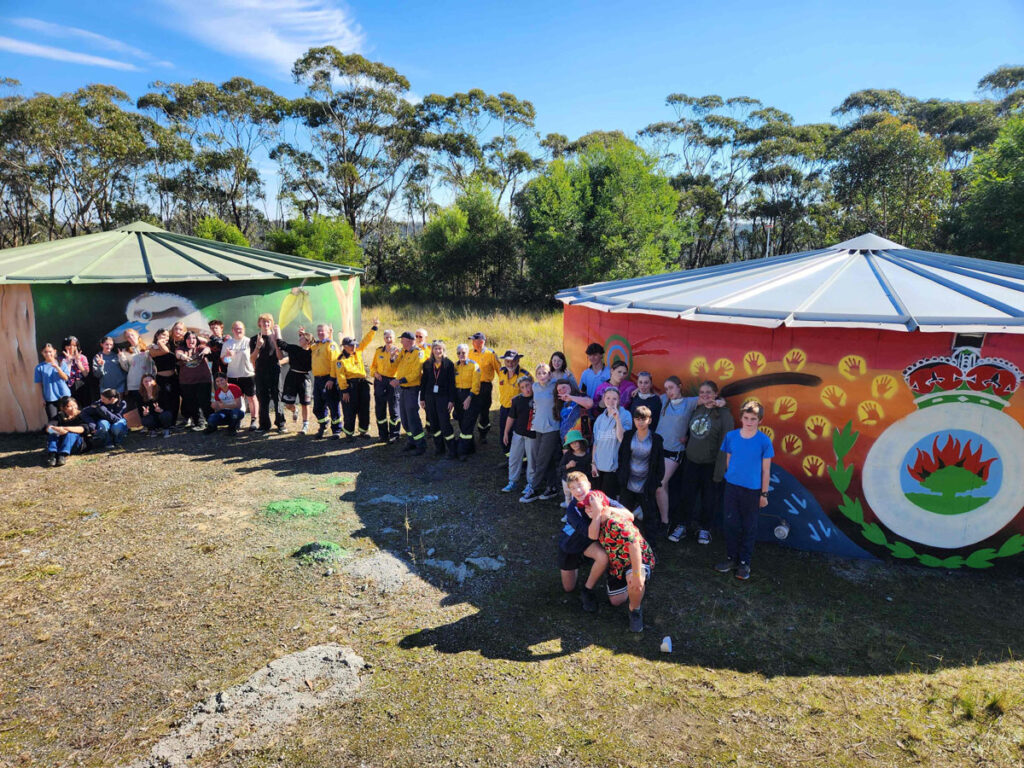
550,351,570,375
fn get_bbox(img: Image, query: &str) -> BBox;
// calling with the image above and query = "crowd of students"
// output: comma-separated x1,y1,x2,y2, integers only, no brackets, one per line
32,323,774,632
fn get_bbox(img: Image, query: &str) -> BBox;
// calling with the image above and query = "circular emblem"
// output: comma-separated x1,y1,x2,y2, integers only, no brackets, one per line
862,404,1024,548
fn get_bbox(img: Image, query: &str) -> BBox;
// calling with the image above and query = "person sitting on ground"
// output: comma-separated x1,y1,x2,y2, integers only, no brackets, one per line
44,396,96,467
617,405,666,539
82,388,129,449
584,488,655,633
502,375,536,494
34,342,72,425
559,431,592,509
280,326,313,434
205,373,245,434
137,373,174,437
715,399,774,582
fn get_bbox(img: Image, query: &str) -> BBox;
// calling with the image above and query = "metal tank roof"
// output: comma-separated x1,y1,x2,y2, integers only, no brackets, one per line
0,221,363,284
555,234,1024,333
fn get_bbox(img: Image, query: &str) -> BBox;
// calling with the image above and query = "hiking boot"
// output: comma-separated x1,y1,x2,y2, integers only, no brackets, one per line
580,586,598,613
314,425,327,439
402,440,417,452
667,524,686,543
697,529,712,545
414,442,427,456
628,608,644,633
46,452,57,467
55,454,67,466
538,486,560,501
715,558,737,573
735,562,751,581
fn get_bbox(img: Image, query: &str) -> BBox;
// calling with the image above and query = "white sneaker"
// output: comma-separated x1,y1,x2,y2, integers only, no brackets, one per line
300,421,309,434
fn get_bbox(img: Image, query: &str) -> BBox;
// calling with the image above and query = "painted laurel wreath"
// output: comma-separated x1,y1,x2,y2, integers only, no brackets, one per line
828,421,1024,569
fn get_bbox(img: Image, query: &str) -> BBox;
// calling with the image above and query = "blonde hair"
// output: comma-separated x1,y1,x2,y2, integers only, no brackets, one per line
257,312,275,325
566,471,590,486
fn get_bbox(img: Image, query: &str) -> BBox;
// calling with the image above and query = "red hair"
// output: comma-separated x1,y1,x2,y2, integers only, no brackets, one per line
583,490,610,509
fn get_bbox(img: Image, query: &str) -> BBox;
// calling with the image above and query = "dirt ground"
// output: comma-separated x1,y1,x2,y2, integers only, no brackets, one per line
2,415,1024,768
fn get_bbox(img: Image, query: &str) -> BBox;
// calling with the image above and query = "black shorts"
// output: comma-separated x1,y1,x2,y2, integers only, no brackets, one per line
282,370,312,405
557,550,593,571
606,564,653,597
228,376,255,397
665,449,684,464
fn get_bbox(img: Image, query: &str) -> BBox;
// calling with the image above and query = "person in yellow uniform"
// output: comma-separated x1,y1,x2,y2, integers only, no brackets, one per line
497,349,528,458
310,323,341,438
370,328,401,443
390,331,427,455
334,317,378,439
468,331,502,443
454,343,482,460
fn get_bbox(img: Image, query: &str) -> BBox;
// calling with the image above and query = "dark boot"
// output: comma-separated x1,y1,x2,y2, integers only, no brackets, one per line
434,436,446,456
445,440,458,460
414,439,426,456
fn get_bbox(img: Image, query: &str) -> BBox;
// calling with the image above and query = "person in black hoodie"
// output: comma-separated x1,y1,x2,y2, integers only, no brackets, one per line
616,405,666,539
81,388,129,448
44,396,95,466
420,340,458,460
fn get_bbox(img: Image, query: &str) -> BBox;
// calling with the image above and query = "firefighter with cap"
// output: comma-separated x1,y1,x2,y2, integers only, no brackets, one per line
496,349,528,458
370,328,401,443
391,331,427,454
454,343,482,460
421,339,459,460
468,331,502,443
334,318,377,439
310,323,341,438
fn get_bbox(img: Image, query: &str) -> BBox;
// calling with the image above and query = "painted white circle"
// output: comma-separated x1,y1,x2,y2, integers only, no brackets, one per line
862,403,1024,548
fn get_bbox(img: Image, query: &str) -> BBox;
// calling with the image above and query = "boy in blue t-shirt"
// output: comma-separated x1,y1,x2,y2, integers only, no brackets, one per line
715,400,774,581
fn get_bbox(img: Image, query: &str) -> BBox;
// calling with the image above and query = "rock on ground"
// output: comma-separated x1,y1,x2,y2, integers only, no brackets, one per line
342,550,414,594
126,644,366,768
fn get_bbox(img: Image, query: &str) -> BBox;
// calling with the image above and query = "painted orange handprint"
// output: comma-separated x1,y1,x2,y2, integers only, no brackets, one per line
714,358,735,380
820,385,848,409
774,396,798,420
782,434,803,455
783,348,806,372
857,400,885,424
871,374,898,400
744,350,766,375
690,356,709,377
838,354,867,381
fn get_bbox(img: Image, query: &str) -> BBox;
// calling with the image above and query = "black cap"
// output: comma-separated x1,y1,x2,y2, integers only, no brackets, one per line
341,337,356,347
399,331,415,340
501,349,521,360
469,332,486,340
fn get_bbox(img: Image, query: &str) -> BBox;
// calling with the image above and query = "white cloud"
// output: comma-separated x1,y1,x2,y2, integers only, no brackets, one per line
9,18,172,67
157,0,365,76
0,36,141,71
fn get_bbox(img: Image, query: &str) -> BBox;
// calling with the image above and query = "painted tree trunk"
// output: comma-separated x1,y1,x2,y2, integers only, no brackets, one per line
0,285,46,432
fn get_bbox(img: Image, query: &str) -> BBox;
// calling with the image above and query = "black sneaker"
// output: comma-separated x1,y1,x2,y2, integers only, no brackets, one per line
735,563,751,581
203,424,217,435
538,486,560,501
714,558,737,573
315,426,327,439
580,586,598,613
628,608,644,633
55,454,67,467
46,452,57,467
226,425,238,435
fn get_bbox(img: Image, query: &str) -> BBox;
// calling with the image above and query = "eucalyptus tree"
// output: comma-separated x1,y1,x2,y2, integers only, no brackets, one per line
137,77,286,235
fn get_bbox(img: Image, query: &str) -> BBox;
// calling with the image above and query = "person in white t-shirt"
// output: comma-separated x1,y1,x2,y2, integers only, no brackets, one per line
221,320,258,429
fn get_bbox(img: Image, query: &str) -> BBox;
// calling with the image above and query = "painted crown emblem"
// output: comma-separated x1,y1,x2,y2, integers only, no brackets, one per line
902,348,1022,410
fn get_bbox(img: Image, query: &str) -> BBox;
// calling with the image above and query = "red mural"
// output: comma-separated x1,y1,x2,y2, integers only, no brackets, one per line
563,304,1024,568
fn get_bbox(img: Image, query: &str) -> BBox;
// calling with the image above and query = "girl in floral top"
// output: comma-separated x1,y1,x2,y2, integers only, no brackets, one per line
584,489,654,633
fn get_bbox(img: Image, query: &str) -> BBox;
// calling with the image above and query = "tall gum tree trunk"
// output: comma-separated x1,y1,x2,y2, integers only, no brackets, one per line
0,284,46,432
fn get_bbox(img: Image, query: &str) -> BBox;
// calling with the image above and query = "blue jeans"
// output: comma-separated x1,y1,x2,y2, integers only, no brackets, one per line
93,418,128,447
46,431,84,455
208,409,244,430
724,482,760,565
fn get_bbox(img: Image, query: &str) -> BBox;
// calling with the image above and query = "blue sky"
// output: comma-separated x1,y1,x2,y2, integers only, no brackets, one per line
2,0,1021,212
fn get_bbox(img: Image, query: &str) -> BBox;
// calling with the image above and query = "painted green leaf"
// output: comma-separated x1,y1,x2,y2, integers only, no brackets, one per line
828,464,854,494
966,549,997,568
918,554,944,567
861,522,887,545
838,496,864,524
996,534,1024,558
832,421,859,460
940,555,965,569
889,541,916,559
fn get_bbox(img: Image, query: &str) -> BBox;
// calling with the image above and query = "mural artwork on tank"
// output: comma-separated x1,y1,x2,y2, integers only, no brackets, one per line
563,303,1024,568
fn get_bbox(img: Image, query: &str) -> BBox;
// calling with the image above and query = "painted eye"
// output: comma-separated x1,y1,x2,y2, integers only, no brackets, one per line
139,310,152,321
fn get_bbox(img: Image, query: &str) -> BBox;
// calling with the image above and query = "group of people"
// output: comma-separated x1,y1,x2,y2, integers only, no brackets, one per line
33,324,774,632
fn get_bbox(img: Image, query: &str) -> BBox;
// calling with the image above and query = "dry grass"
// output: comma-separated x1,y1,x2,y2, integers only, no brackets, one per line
1,301,1024,768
